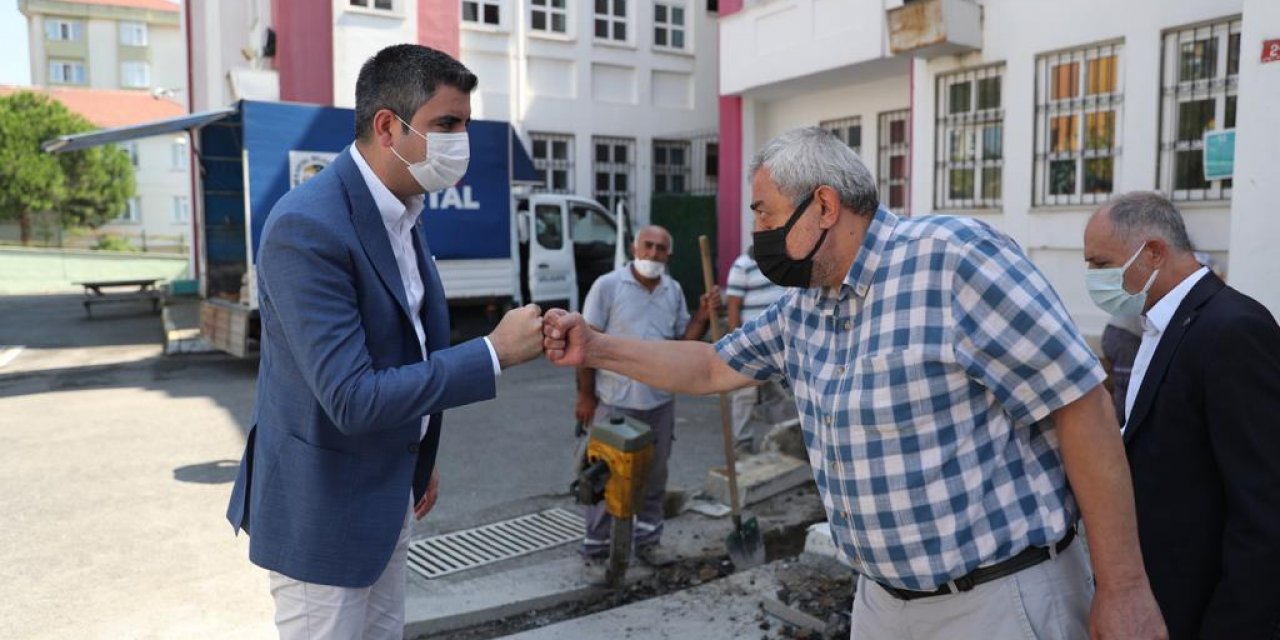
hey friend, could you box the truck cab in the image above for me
[517,194,628,314]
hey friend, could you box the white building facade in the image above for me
[18,0,192,254]
[458,0,721,223]
[718,0,1280,333]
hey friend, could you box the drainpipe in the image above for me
[185,0,200,280]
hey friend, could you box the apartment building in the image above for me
[17,0,192,253]
[716,0,1280,328]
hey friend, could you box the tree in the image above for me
[0,91,135,244]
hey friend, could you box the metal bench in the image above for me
[75,279,162,318]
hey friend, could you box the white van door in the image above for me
[526,194,577,311]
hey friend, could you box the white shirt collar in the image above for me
[1142,266,1209,335]
[350,144,424,233]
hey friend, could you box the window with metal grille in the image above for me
[878,109,910,214]
[531,132,575,193]
[653,139,691,194]
[595,0,628,42]
[593,136,634,214]
[1034,41,1123,206]
[531,0,568,34]
[936,65,1004,210]
[820,116,862,158]
[654,2,686,50]
[1158,17,1240,201]
[462,0,501,25]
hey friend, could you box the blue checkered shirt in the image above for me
[715,207,1105,590]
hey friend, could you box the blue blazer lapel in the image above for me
[412,223,450,353]
[1123,274,1226,445]
[333,148,414,321]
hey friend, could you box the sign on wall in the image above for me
[1203,129,1236,181]
[289,151,338,188]
[1262,39,1280,64]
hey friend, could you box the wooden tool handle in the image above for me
[698,235,724,342]
[698,235,742,516]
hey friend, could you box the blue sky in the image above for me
[1,6,32,86]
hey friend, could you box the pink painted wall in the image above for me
[716,0,744,284]
[418,0,460,58]
[717,96,743,284]
[273,0,334,105]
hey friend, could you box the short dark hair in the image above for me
[354,44,478,141]
[1106,191,1194,253]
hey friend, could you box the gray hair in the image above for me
[748,126,879,214]
[1105,191,1194,253]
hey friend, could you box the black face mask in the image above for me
[752,189,829,288]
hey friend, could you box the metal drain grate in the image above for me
[407,507,584,579]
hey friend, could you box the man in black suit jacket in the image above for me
[1083,191,1280,639]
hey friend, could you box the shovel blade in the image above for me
[726,516,766,569]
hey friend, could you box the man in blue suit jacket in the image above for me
[226,45,545,639]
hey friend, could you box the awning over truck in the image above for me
[41,107,238,153]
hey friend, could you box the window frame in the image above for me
[120,142,140,168]
[118,21,148,47]
[49,59,87,85]
[1033,40,1125,207]
[877,109,911,215]
[45,19,84,42]
[118,197,142,224]
[530,0,570,37]
[171,139,189,171]
[171,196,190,224]
[348,0,397,13]
[820,115,863,159]
[593,0,631,46]
[530,132,576,194]
[592,136,635,216]
[1157,17,1241,202]
[461,0,505,29]
[652,1,688,53]
[935,64,1005,211]
[121,61,151,89]
[652,138,692,195]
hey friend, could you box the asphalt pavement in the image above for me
[0,293,732,638]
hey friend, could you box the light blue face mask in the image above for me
[1086,244,1159,317]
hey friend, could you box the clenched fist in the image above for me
[488,304,544,369]
[542,308,593,368]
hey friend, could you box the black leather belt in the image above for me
[876,527,1076,601]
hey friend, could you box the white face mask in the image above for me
[1086,244,1159,317]
[389,116,470,193]
[632,259,665,279]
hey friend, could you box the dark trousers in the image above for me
[581,401,675,556]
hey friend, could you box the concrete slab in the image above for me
[703,451,811,508]
[404,556,635,637]
[504,562,789,639]
[403,486,828,638]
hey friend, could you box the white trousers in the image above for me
[269,504,413,640]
